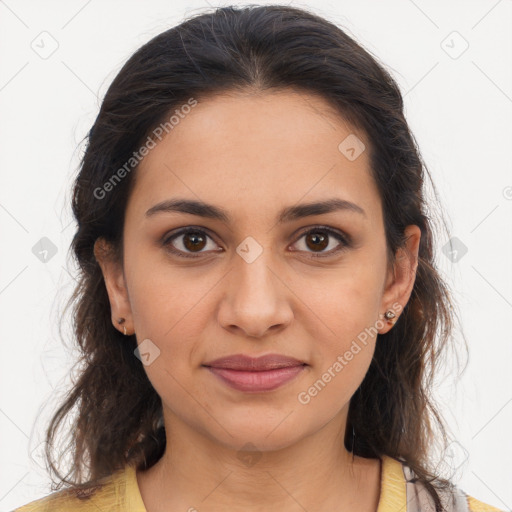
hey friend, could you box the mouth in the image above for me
[202,353,307,392]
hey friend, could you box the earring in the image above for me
[117,318,128,336]
[384,310,397,325]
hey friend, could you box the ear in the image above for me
[93,237,133,335]
[378,225,421,334]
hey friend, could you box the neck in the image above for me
[136,407,381,512]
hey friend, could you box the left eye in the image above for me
[162,226,350,259]
[291,227,349,257]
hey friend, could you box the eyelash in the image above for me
[161,225,351,259]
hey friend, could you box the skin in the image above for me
[94,89,420,512]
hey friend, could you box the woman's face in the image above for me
[96,89,419,453]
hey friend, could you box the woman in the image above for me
[14,4,502,512]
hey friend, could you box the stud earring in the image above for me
[384,310,397,325]
[117,318,128,336]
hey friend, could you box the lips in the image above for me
[202,353,306,371]
[202,353,307,392]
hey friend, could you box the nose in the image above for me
[217,248,294,339]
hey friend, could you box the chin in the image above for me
[205,417,308,454]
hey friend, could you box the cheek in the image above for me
[298,302,378,413]
[125,249,210,339]
[305,266,383,341]
[300,263,382,387]
[124,269,210,394]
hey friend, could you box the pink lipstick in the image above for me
[203,353,307,392]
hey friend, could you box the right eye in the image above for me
[162,227,222,258]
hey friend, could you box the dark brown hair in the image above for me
[40,5,468,511]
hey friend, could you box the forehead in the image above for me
[127,89,381,227]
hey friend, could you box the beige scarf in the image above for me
[403,464,470,512]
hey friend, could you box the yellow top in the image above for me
[13,455,503,512]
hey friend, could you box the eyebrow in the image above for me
[145,197,366,223]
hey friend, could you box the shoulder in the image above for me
[381,455,504,512]
[12,467,129,512]
[465,494,504,512]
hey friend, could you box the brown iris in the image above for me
[305,231,329,252]
[183,232,207,252]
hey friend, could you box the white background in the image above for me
[0,0,511,510]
